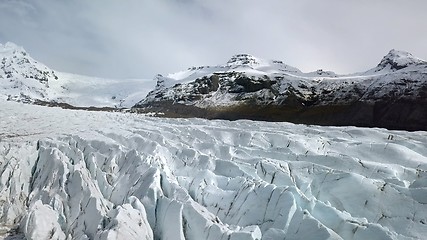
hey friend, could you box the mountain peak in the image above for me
[0,42,26,55]
[0,41,58,101]
[3,41,20,48]
[376,49,425,71]
[227,54,260,66]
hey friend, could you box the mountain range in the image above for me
[1,42,426,130]
[135,52,427,131]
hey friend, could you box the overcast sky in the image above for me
[1,0,426,79]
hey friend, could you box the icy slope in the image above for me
[1,101,426,239]
[0,42,154,108]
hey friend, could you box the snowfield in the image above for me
[0,101,427,240]
[49,72,155,108]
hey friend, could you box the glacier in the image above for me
[0,101,426,239]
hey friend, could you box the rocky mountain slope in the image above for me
[135,52,427,131]
[1,101,426,239]
[0,42,154,108]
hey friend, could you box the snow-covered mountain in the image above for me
[1,101,426,240]
[0,42,58,103]
[0,42,155,108]
[135,52,427,130]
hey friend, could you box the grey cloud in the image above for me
[0,0,426,78]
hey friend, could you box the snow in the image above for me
[0,42,155,108]
[164,66,227,88]
[49,72,155,108]
[155,54,303,90]
[1,101,426,239]
[21,200,66,240]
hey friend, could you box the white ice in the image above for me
[0,101,426,239]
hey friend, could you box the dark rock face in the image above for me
[136,98,427,131]
[195,75,220,94]
[227,54,260,65]
[147,75,221,103]
[233,76,276,93]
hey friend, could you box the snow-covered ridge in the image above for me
[0,42,155,108]
[0,101,426,239]
[225,54,303,74]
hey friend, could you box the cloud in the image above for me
[1,0,426,78]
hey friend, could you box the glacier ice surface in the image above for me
[0,101,426,239]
